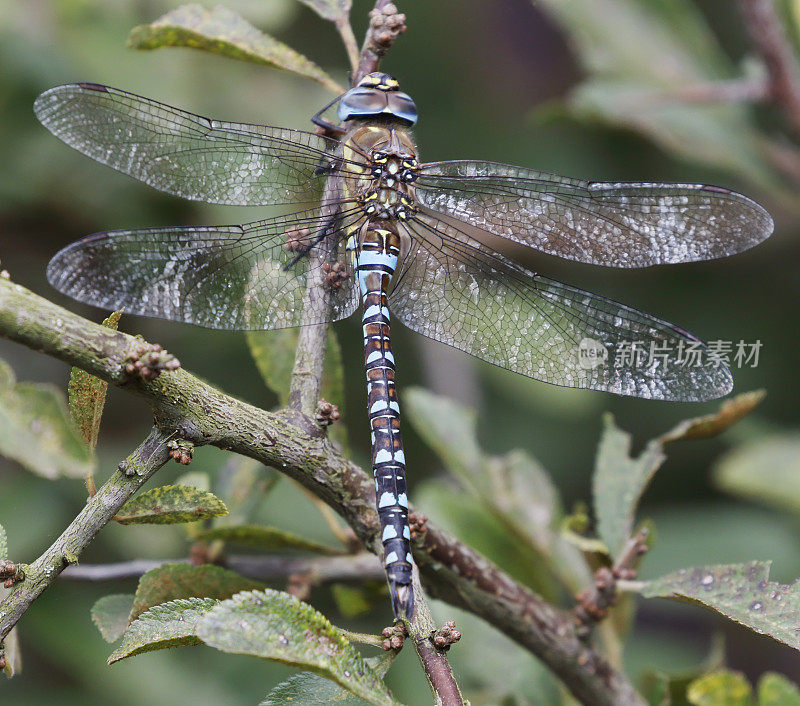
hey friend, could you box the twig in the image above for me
[61,552,384,584]
[573,528,650,637]
[353,1,407,85]
[406,565,464,705]
[298,484,359,548]
[651,78,769,105]
[0,270,643,704]
[739,0,800,135]
[340,628,385,648]
[335,17,360,76]
[287,185,336,417]
[0,426,171,642]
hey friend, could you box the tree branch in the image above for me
[406,565,463,704]
[287,190,336,417]
[0,426,171,642]
[0,277,644,705]
[335,17,360,77]
[739,0,800,135]
[61,552,385,584]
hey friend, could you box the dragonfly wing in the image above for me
[390,212,732,401]
[415,160,773,267]
[47,207,361,330]
[34,83,339,206]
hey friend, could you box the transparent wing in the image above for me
[34,83,343,206]
[47,207,362,330]
[390,211,732,401]
[415,160,773,268]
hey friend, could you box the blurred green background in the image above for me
[1,0,799,703]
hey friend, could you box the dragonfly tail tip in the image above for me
[389,581,414,620]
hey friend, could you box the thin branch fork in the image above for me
[0,278,644,705]
[573,529,650,636]
[0,426,171,642]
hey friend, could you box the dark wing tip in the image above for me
[76,82,109,92]
[34,82,112,123]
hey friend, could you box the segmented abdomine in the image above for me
[351,224,414,617]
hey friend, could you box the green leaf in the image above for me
[405,387,591,593]
[262,671,373,705]
[116,485,228,525]
[261,654,394,706]
[109,597,217,664]
[130,563,263,622]
[331,584,373,619]
[659,390,765,443]
[295,0,351,23]
[196,589,399,706]
[593,413,666,560]
[214,457,279,525]
[403,387,483,482]
[91,594,135,643]
[247,328,344,409]
[641,634,726,706]
[246,329,299,407]
[713,434,800,516]
[0,361,12,388]
[67,311,121,452]
[758,672,800,706]
[535,0,786,194]
[593,392,761,560]
[643,561,800,652]
[686,670,752,706]
[0,358,94,479]
[128,4,342,93]
[195,525,343,555]
[247,328,348,448]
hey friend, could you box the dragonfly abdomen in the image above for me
[355,225,414,618]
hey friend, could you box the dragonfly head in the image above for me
[338,72,418,126]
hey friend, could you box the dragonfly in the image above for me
[34,73,773,618]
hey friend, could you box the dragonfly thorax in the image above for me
[362,188,415,220]
[370,152,418,185]
[341,124,420,221]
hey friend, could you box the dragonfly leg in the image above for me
[283,216,336,271]
[311,95,346,138]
